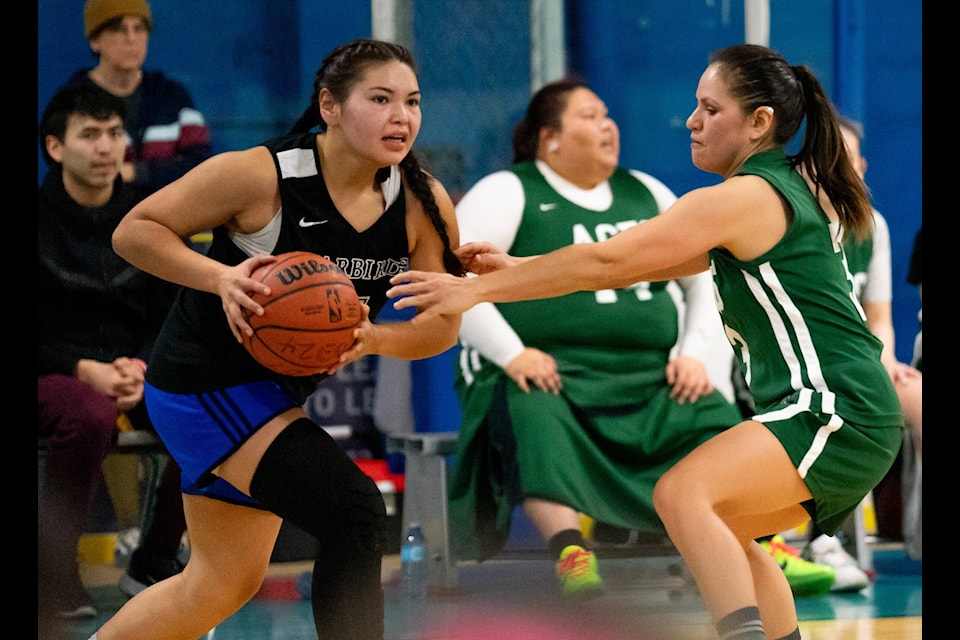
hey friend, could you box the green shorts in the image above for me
[755,395,903,534]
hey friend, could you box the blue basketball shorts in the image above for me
[144,380,299,508]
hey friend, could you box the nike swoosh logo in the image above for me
[539,203,558,212]
[299,218,329,227]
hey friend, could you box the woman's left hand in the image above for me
[455,241,520,274]
[329,303,374,374]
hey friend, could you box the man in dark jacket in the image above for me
[38,85,186,622]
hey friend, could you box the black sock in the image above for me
[592,521,632,544]
[775,628,801,640]
[548,529,586,558]
[716,606,764,640]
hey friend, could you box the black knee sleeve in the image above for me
[249,418,386,550]
[250,418,386,639]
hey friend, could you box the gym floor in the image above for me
[44,538,921,640]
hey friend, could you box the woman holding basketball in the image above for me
[103,39,462,640]
[389,44,903,639]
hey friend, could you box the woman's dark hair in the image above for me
[39,85,126,167]
[290,39,463,276]
[709,44,872,241]
[511,76,588,164]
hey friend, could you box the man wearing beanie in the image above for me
[62,0,212,195]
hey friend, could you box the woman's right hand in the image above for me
[217,253,278,343]
[505,348,562,395]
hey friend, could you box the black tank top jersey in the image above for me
[146,132,410,401]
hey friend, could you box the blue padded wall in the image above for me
[38,1,922,430]
[567,0,920,364]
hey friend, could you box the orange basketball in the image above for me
[242,252,362,376]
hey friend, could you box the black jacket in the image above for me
[37,167,177,376]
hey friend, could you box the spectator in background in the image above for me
[908,228,921,372]
[61,0,212,195]
[58,0,215,593]
[449,78,742,599]
[797,116,922,581]
[748,117,922,594]
[38,85,187,624]
[902,226,921,560]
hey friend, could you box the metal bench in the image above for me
[387,432,688,594]
[387,432,460,590]
[386,431,878,594]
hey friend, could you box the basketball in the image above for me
[242,252,363,376]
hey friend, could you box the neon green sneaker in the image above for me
[556,545,604,599]
[759,535,835,597]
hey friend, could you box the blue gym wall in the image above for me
[38,1,921,432]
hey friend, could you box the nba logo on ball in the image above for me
[243,252,363,376]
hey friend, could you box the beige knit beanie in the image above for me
[84,0,152,39]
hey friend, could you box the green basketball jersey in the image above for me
[709,149,901,426]
[493,162,679,406]
[449,164,741,558]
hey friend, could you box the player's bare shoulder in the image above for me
[709,175,789,260]
[196,147,280,232]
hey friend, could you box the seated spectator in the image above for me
[901,226,921,560]
[802,115,921,580]
[751,116,922,592]
[449,78,741,598]
[37,85,187,624]
[62,0,212,195]
[387,46,904,638]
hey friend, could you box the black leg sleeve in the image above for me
[250,418,385,640]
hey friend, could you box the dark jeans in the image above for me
[37,374,186,598]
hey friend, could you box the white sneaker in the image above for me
[114,527,141,567]
[803,534,869,592]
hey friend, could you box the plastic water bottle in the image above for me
[400,522,428,600]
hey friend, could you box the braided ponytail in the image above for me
[399,153,465,276]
